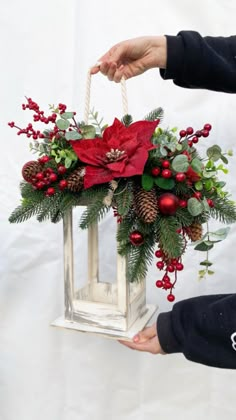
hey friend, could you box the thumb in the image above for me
[133,323,157,343]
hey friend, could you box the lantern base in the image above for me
[51,304,158,341]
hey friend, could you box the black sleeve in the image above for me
[160,31,236,93]
[157,294,236,369]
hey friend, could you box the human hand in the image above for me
[90,36,167,82]
[119,322,165,354]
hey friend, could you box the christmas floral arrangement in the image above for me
[9,98,236,301]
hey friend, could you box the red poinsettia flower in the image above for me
[70,118,159,188]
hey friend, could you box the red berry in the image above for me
[179,130,187,137]
[186,127,194,135]
[59,179,68,190]
[192,136,199,144]
[167,294,175,302]
[207,198,214,208]
[155,250,163,258]
[35,181,45,189]
[161,169,172,178]
[163,274,170,282]
[201,129,209,138]
[193,191,202,200]
[156,280,163,288]
[195,130,202,137]
[162,160,170,169]
[176,228,182,234]
[179,199,187,208]
[156,261,164,270]
[49,173,58,182]
[151,167,161,177]
[46,187,55,196]
[58,165,67,175]
[176,262,184,271]
[167,265,175,273]
[45,167,54,174]
[40,155,50,163]
[188,140,193,147]
[175,172,186,182]
[204,123,212,131]
[171,258,178,265]
[164,282,172,290]
[36,172,44,180]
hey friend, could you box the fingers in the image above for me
[133,323,157,343]
[118,336,160,354]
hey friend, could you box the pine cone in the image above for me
[187,222,203,241]
[67,167,85,192]
[133,186,158,223]
[22,160,43,182]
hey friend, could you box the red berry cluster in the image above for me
[26,158,68,196]
[179,123,212,147]
[155,248,184,302]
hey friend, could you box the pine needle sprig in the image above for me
[157,216,185,258]
[79,199,110,229]
[127,234,156,282]
[121,114,133,126]
[209,196,236,224]
[9,200,42,223]
[144,107,164,122]
[114,180,134,217]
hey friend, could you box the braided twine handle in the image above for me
[84,68,128,124]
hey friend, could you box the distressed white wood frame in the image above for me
[52,209,157,339]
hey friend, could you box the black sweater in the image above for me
[157,31,236,369]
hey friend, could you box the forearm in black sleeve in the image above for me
[157,294,236,369]
[160,31,236,93]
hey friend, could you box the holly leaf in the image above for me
[171,155,189,172]
[142,174,154,191]
[154,177,175,190]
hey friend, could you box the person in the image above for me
[90,31,236,369]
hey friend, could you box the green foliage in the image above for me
[209,196,236,224]
[175,208,194,227]
[127,236,156,282]
[114,181,133,217]
[172,155,189,172]
[121,114,133,126]
[156,216,185,258]
[144,107,164,122]
[142,174,154,191]
[79,189,110,229]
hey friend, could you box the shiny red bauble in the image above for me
[129,231,144,246]
[158,193,179,215]
[161,169,172,178]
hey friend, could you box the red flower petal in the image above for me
[84,166,113,188]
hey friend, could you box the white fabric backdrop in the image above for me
[1,1,236,419]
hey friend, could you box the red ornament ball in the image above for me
[158,193,179,215]
[129,231,144,246]
[162,160,170,169]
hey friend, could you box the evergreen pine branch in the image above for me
[9,201,42,223]
[20,181,45,202]
[157,216,185,258]
[175,208,194,227]
[209,196,236,224]
[79,200,110,229]
[114,180,133,216]
[121,114,133,126]
[144,107,164,122]
[127,235,156,282]
[36,193,62,222]
[174,182,191,196]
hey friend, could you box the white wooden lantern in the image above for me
[52,75,157,339]
[52,209,157,339]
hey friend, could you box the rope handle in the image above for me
[84,66,128,124]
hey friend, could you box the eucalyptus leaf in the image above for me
[160,145,168,156]
[200,260,213,267]
[187,197,203,216]
[220,154,228,164]
[191,158,203,173]
[154,177,175,190]
[203,169,217,178]
[194,241,214,251]
[204,179,213,190]
[65,131,82,141]
[55,156,61,163]
[56,119,70,130]
[172,154,189,172]
[61,112,75,120]
[208,227,230,242]
[207,145,222,162]
[65,157,72,168]
[80,125,96,139]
